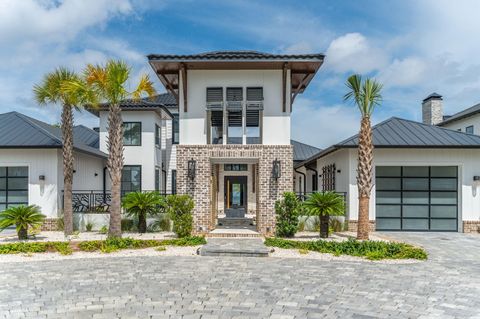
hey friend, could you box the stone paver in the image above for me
[0,232,479,318]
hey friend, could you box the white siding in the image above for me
[441,115,480,135]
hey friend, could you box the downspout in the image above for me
[294,168,306,197]
[306,166,318,192]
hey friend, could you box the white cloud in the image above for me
[378,57,428,88]
[324,33,389,74]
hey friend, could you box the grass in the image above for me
[0,236,206,255]
[265,237,427,260]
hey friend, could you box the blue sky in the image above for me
[1,0,480,147]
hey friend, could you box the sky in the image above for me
[1,0,480,148]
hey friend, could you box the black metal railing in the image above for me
[64,190,175,213]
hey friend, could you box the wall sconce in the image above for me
[337,169,342,173]
[474,176,480,182]
[272,159,281,180]
[94,173,98,177]
[39,175,45,182]
[188,159,196,180]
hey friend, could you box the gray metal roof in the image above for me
[291,139,321,162]
[437,102,480,126]
[87,93,175,117]
[148,50,325,62]
[296,117,480,168]
[423,92,443,102]
[0,112,107,158]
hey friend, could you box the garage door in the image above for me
[376,166,458,231]
[0,167,29,212]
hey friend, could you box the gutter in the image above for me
[305,165,318,192]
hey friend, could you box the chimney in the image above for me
[422,93,443,125]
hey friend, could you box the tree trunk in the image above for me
[319,214,329,238]
[138,212,147,233]
[108,103,124,238]
[62,105,74,236]
[357,116,373,240]
[18,226,28,240]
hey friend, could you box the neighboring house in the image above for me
[292,140,321,194]
[295,111,480,233]
[0,111,107,229]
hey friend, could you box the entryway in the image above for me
[224,176,247,218]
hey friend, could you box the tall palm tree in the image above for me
[33,68,85,236]
[82,60,156,238]
[303,192,345,238]
[344,74,383,240]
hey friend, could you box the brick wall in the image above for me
[347,220,376,232]
[41,218,60,231]
[463,221,480,233]
[177,144,293,236]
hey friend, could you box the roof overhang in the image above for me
[0,146,108,159]
[87,103,173,120]
[148,54,325,105]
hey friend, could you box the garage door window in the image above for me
[0,167,28,212]
[376,166,457,231]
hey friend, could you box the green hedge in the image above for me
[0,236,206,255]
[265,237,427,260]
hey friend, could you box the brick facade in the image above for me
[347,220,376,232]
[463,221,480,233]
[176,144,293,236]
[41,218,60,231]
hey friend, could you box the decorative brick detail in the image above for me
[177,144,293,236]
[347,220,376,232]
[41,218,60,231]
[463,221,480,233]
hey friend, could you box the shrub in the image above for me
[329,219,343,233]
[99,225,108,234]
[149,214,171,232]
[122,191,165,233]
[85,222,94,232]
[302,192,345,238]
[121,219,134,232]
[265,237,427,260]
[56,217,64,231]
[165,195,194,238]
[297,219,305,232]
[0,205,45,240]
[275,192,300,238]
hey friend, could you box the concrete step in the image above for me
[199,238,270,257]
[218,218,254,227]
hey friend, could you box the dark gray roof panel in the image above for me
[291,139,321,162]
[118,93,177,107]
[0,112,106,158]
[148,50,325,61]
[437,102,480,126]
[423,92,443,102]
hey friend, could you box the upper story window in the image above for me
[207,87,224,145]
[172,114,179,144]
[123,122,141,146]
[155,124,161,147]
[246,87,263,144]
[466,125,474,134]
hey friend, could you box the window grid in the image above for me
[123,122,142,146]
[0,167,28,210]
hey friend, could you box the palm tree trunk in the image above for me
[62,105,74,236]
[18,226,27,240]
[108,103,124,238]
[357,116,373,240]
[319,214,329,238]
[138,212,147,233]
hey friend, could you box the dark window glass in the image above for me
[123,122,141,146]
[172,114,179,144]
[121,166,141,194]
[155,124,161,147]
[466,125,474,134]
[210,111,223,144]
[155,168,160,191]
[227,111,242,144]
[0,167,28,210]
[171,170,177,194]
[224,164,248,171]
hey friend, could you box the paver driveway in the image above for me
[0,232,479,319]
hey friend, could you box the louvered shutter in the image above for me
[246,110,259,127]
[228,111,242,127]
[207,87,223,102]
[226,87,243,101]
[247,87,263,101]
[211,110,223,127]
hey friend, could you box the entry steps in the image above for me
[217,217,254,227]
[199,238,270,257]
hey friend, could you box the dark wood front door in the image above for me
[224,176,247,217]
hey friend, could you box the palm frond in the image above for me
[344,74,383,117]
[132,74,157,100]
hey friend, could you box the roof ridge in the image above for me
[391,116,480,139]
[291,139,321,150]
[12,112,62,145]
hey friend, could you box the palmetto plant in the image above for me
[303,192,345,238]
[122,191,165,233]
[78,60,156,237]
[344,74,383,240]
[0,205,45,240]
[33,68,94,236]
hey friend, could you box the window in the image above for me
[155,124,161,147]
[227,110,242,144]
[123,122,141,146]
[121,166,141,194]
[322,164,336,191]
[466,125,474,134]
[172,114,179,144]
[312,174,318,192]
[246,87,263,144]
[171,170,177,194]
[209,111,224,144]
[224,164,248,171]
[155,167,160,191]
[0,167,28,211]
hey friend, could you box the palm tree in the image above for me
[0,205,45,240]
[122,191,165,233]
[303,192,345,238]
[344,74,383,240]
[33,68,87,236]
[82,60,156,238]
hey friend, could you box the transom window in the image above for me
[0,167,28,211]
[121,165,141,194]
[123,122,141,146]
[224,164,248,171]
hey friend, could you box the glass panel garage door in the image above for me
[376,166,458,231]
[0,167,29,212]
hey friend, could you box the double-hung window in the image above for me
[123,122,141,146]
[206,87,224,144]
[246,87,263,144]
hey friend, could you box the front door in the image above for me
[224,176,247,218]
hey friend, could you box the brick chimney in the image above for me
[422,93,443,125]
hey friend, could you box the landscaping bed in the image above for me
[265,237,427,261]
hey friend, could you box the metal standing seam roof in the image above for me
[147,50,325,61]
[295,117,480,168]
[437,102,480,126]
[291,139,321,162]
[0,111,107,158]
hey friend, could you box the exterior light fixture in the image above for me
[188,159,196,180]
[474,176,480,182]
[272,159,281,179]
[39,175,45,182]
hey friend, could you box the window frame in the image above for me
[123,122,142,146]
[155,124,161,148]
[466,125,474,134]
[121,165,142,195]
[171,170,177,194]
[172,114,179,144]
[0,166,29,210]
